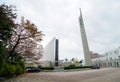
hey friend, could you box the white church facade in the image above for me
[40,37,59,67]
[92,47,120,67]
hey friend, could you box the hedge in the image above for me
[38,66,54,70]
[64,66,93,70]
[0,61,25,78]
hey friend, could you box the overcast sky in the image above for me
[1,0,120,60]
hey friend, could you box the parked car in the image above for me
[26,67,41,73]
[91,66,100,69]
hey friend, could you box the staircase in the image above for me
[53,67,64,72]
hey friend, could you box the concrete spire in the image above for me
[79,8,92,66]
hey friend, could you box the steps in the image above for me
[53,67,64,72]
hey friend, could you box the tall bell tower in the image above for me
[79,9,92,66]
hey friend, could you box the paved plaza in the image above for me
[5,67,120,82]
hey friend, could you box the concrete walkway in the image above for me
[4,67,120,82]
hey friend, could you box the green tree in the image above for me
[0,4,16,46]
[0,4,17,76]
[0,4,44,77]
[0,4,25,78]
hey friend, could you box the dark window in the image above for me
[55,39,59,66]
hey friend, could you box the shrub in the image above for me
[0,56,5,76]
[0,63,5,76]
[64,66,92,70]
[3,64,16,77]
[38,66,54,70]
[0,60,25,77]
[15,65,24,75]
[17,61,25,70]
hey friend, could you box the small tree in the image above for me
[8,17,43,61]
[79,60,83,66]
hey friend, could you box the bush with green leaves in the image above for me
[64,66,93,70]
[38,66,54,70]
[15,65,24,75]
[3,64,16,77]
[0,45,7,76]
[1,60,25,77]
